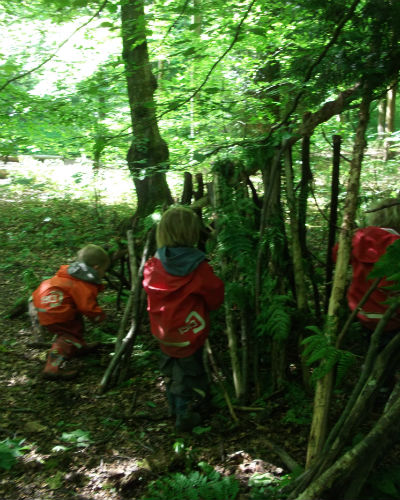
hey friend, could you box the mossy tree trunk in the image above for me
[120,0,172,218]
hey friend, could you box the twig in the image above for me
[98,227,155,393]
[365,200,400,213]
[255,425,302,472]
[205,340,239,424]
[335,277,381,348]
[233,406,264,412]
[115,230,138,350]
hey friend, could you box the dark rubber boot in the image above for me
[175,396,201,432]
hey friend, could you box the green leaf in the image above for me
[369,239,400,285]
[99,22,115,28]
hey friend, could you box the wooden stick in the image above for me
[115,230,138,351]
[99,227,155,393]
[205,339,239,423]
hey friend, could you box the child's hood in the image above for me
[57,262,102,284]
[352,226,400,263]
[156,246,205,276]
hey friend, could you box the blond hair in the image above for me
[77,244,110,269]
[366,198,400,233]
[156,206,200,248]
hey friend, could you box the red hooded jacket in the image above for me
[346,227,400,331]
[143,254,224,358]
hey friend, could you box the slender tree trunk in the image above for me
[325,135,341,311]
[283,143,312,391]
[299,134,322,320]
[255,149,291,393]
[181,172,193,204]
[284,145,308,312]
[306,89,372,468]
[384,79,397,161]
[213,173,245,400]
[377,98,386,140]
[120,0,172,218]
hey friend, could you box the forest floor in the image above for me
[0,310,309,500]
[0,174,311,500]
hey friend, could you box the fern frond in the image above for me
[336,351,356,387]
[302,333,356,385]
[256,293,292,340]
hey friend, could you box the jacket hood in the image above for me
[65,262,102,284]
[156,246,205,276]
[352,227,400,263]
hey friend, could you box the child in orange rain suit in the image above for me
[30,244,110,380]
[143,207,224,432]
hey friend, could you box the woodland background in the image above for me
[1,0,400,499]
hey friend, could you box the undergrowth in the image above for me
[141,462,240,500]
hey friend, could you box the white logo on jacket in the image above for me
[41,290,64,308]
[178,311,205,335]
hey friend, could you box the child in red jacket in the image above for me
[31,244,110,380]
[346,198,400,332]
[143,207,224,432]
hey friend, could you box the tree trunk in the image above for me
[305,88,372,468]
[384,79,397,161]
[377,98,386,140]
[284,144,312,391]
[120,0,172,218]
[324,134,341,311]
[181,172,193,204]
[255,148,291,393]
[299,134,321,321]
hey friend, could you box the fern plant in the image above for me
[302,326,356,385]
[141,462,239,500]
[256,275,292,341]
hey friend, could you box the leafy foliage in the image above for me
[256,275,292,341]
[369,239,400,291]
[302,327,356,385]
[249,471,294,500]
[141,462,239,500]
[256,294,292,341]
[60,429,93,448]
[365,464,400,500]
[282,382,312,426]
[0,438,30,471]
[210,174,259,311]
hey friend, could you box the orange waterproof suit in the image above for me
[32,263,105,359]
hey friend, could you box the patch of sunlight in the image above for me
[6,374,30,387]
[9,156,135,206]
[5,14,121,97]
